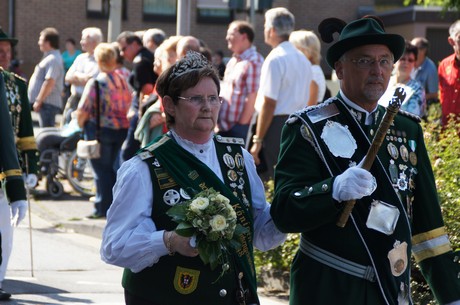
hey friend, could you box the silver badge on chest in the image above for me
[366,200,400,235]
[320,120,357,158]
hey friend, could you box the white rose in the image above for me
[210,214,227,232]
[216,194,230,204]
[190,197,209,213]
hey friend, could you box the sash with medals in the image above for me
[294,96,412,305]
[146,134,258,303]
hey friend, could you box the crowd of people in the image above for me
[1,5,460,305]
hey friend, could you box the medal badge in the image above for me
[387,241,408,277]
[389,160,398,184]
[223,153,235,169]
[163,189,181,206]
[234,153,244,170]
[399,145,409,162]
[408,140,417,166]
[366,200,400,235]
[387,142,399,160]
[320,120,357,158]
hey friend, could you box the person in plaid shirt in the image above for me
[218,20,263,141]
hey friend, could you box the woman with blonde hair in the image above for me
[77,43,132,218]
[290,30,327,105]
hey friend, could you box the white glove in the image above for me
[332,167,377,202]
[23,173,38,188]
[11,200,27,226]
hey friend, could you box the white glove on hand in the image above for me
[332,167,377,202]
[11,200,27,226]
[23,173,38,188]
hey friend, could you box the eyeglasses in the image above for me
[177,95,223,106]
[349,57,394,70]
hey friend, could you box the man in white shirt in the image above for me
[63,27,102,125]
[250,7,312,181]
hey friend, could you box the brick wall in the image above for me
[10,0,374,78]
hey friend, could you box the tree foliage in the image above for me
[404,0,458,12]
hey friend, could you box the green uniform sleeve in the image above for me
[271,120,342,233]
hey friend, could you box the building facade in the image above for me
[1,1,458,79]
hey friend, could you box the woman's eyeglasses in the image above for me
[177,95,223,106]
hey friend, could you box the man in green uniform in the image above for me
[0,27,38,300]
[271,16,460,305]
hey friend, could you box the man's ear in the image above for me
[162,95,175,117]
[335,61,343,80]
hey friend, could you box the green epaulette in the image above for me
[215,135,244,145]
[398,109,421,123]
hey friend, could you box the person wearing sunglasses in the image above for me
[379,41,426,117]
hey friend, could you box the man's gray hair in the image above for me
[82,27,103,44]
[449,20,460,39]
[264,7,295,38]
[143,28,166,47]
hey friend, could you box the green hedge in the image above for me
[255,104,460,304]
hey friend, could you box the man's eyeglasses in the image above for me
[177,95,223,106]
[349,57,394,70]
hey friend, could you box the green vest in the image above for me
[122,134,258,305]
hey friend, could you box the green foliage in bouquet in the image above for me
[167,188,248,273]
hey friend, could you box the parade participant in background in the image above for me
[101,51,285,305]
[271,16,460,305]
[218,20,264,141]
[117,31,156,161]
[76,43,131,219]
[62,27,102,125]
[28,27,64,128]
[250,7,312,181]
[289,29,327,105]
[411,37,439,107]
[0,28,39,301]
[438,20,460,126]
[379,41,426,117]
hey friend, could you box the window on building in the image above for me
[87,0,127,19]
[197,0,232,24]
[143,0,177,22]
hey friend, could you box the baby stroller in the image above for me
[35,123,96,198]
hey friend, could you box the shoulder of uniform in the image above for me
[143,135,170,155]
[397,109,421,123]
[215,135,245,145]
[11,72,27,83]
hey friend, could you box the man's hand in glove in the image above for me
[11,200,27,226]
[332,166,377,202]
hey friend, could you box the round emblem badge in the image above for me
[163,189,181,206]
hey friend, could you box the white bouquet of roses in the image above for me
[166,188,248,273]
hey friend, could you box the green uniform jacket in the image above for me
[0,73,26,203]
[271,96,460,305]
[1,67,39,175]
